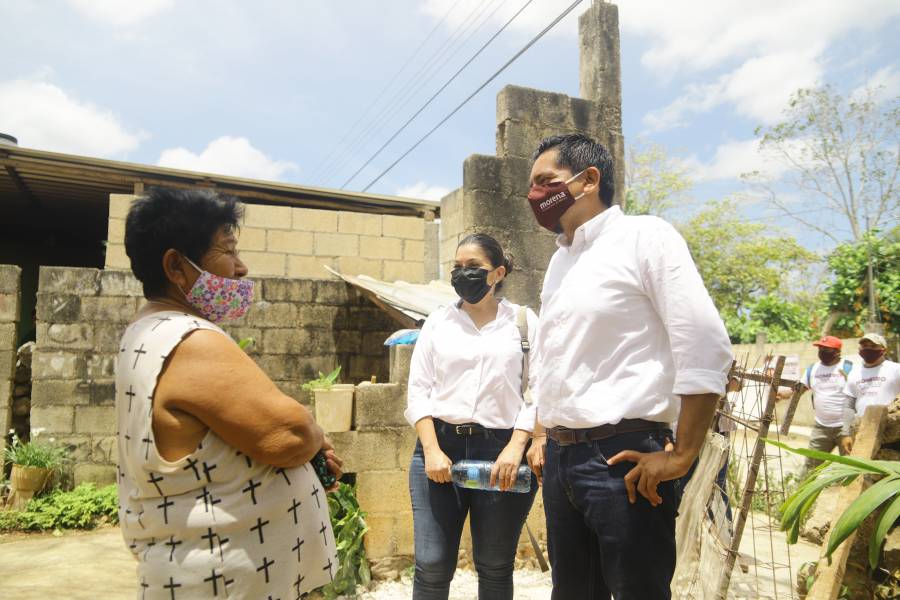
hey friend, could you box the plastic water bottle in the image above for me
[451,460,532,493]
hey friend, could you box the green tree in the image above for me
[747,84,899,243]
[624,141,692,217]
[821,227,900,336]
[679,200,818,343]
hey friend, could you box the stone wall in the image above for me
[30,266,397,485]
[104,194,430,283]
[0,264,21,458]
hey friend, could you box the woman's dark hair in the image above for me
[457,233,514,291]
[532,133,615,207]
[124,187,243,298]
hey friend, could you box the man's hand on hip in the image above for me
[608,449,691,507]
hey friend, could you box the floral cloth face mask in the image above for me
[182,257,254,323]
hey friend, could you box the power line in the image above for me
[330,0,511,188]
[342,0,537,190]
[309,0,464,180]
[360,0,585,192]
[318,0,494,186]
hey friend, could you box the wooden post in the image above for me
[806,404,887,600]
[715,355,786,599]
[779,384,805,435]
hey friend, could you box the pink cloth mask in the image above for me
[182,257,254,323]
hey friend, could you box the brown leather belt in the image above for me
[548,419,667,446]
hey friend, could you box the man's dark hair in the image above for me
[532,133,615,206]
[124,187,243,298]
[457,233,513,292]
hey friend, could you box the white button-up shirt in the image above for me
[405,299,539,431]
[532,205,732,429]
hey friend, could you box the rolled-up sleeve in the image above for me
[513,308,540,431]
[404,316,437,426]
[640,220,732,396]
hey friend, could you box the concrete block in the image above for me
[462,154,503,192]
[364,511,414,559]
[0,322,16,346]
[31,379,91,406]
[75,405,117,434]
[306,330,338,356]
[337,256,383,280]
[262,328,312,355]
[403,240,425,262]
[31,405,75,434]
[37,323,94,350]
[339,212,382,236]
[54,435,94,463]
[356,470,411,514]
[236,227,267,252]
[383,261,424,283]
[335,330,362,354]
[0,351,12,381]
[359,236,403,260]
[291,207,339,233]
[262,278,315,303]
[107,217,125,245]
[31,350,86,381]
[94,324,128,353]
[243,204,293,229]
[80,296,135,323]
[105,244,131,270]
[287,256,334,279]
[389,345,414,385]
[40,266,100,296]
[240,251,286,277]
[0,293,19,322]
[99,270,144,297]
[329,429,410,472]
[245,301,297,327]
[267,230,314,254]
[36,293,81,323]
[314,281,354,306]
[0,264,21,294]
[108,194,136,219]
[88,379,116,405]
[315,233,359,257]
[74,464,117,486]
[382,216,425,240]
[354,383,407,428]
[92,435,118,463]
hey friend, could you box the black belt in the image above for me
[548,419,667,446]
[434,419,498,437]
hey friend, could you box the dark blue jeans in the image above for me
[543,429,687,600]
[409,421,537,600]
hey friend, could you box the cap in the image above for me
[860,332,887,348]
[812,335,842,350]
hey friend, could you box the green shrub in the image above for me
[0,483,119,532]
[4,434,68,470]
[301,366,342,392]
[319,482,371,598]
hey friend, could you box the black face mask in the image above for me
[859,347,885,364]
[451,267,492,305]
[818,348,840,364]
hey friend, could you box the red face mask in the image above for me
[527,170,586,232]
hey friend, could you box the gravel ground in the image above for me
[356,568,553,599]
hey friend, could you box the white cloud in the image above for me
[157,136,298,181]
[0,78,144,157]
[852,66,900,103]
[623,0,900,132]
[682,139,792,183]
[66,0,174,27]
[420,0,581,38]
[396,182,451,201]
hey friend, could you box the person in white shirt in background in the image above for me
[523,133,733,600]
[798,335,854,472]
[841,332,900,454]
[404,233,539,600]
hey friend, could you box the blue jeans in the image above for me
[543,429,688,600]
[409,421,537,600]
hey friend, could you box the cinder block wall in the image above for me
[0,265,21,457]
[30,266,397,485]
[104,195,429,283]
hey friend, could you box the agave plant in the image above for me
[766,438,900,570]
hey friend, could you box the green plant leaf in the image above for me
[765,438,895,475]
[825,475,900,559]
[780,468,859,533]
[869,493,900,570]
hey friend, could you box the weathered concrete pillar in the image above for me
[0,265,21,458]
[580,1,622,122]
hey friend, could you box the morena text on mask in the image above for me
[540,191,567,211]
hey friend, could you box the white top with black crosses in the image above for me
[116,311,336,599]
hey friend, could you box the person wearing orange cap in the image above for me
[798,336,854,472]
[840,333,900,454]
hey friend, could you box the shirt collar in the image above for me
[556,205,623,253]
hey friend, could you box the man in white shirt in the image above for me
[798,336,854,472]
[841,332,900,453]
[524,133,732,600]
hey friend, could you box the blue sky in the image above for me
[2,0,898,253]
